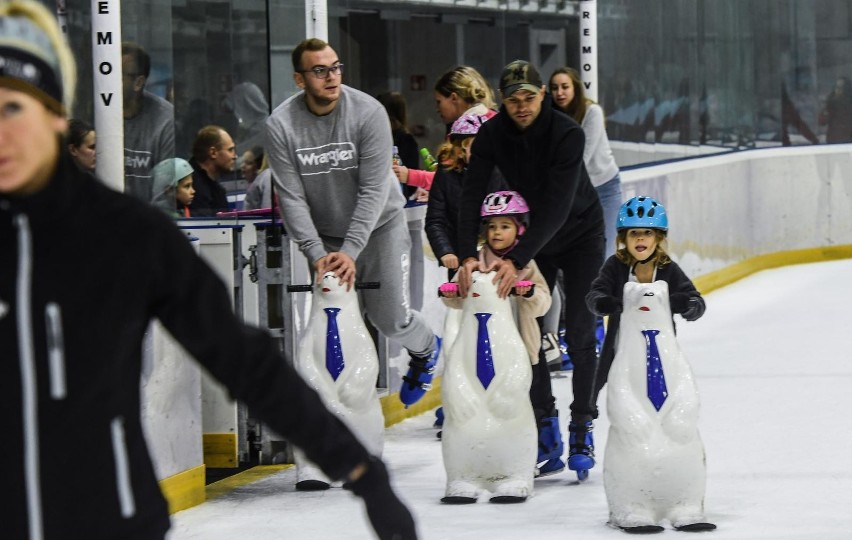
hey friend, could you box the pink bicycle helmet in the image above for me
[480,190,529,235]
[450,113,489,140]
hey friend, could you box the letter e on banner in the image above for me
[91,0,124,192]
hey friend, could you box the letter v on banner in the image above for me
[91,0,124,193]
[579,0,598,102]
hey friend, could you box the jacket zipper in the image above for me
[111,416,136,518]
[15,213,44,540]
[45,303,67,400]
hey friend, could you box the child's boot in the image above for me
[567,419,595,480]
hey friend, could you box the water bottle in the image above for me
[419,147,438,172]
[392,145,405,195]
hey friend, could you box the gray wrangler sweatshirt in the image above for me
[265,85,405,263]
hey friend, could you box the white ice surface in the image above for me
[169,259,852,539]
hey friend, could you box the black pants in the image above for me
[532,231,605,423]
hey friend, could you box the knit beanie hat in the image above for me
[0,10,64,114]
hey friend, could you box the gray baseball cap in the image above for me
[499,60,543,96]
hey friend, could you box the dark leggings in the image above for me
[531,232,604,423]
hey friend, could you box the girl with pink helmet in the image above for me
[441,189,551,375]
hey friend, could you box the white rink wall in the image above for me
[620,144,852,278]
[611,141,731,168]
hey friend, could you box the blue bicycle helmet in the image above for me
[616,196,668,232]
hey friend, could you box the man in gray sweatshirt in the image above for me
[265,38,438,407]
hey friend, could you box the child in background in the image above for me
[586,196,705,400]
[151,157,195,218]
[425,112,495,280]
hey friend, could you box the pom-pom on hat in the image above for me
[0,12,64,114]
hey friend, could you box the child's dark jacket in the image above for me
[586,254,706,389]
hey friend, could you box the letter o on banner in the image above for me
[583,64,591,72]
[99,61,112,75]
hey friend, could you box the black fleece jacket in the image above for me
[459,96,603,269]
[0,154,371,539]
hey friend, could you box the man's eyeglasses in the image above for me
[300,63,344,80]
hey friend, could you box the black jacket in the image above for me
[0,154,371,539]
[188,161,229,217]
[425,166,507,262]
[585,254,706,392]
[425,166,464,261]
[459,96,603,269]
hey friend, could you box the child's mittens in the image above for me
[594,294,623,315]
[670,292,702,321]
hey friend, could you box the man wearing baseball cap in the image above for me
[457,59,605,480]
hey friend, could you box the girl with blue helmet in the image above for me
[586,196,706,402]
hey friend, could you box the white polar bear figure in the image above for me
[441,271,537,504]
[604,280,715,533]
[291,272,384,489]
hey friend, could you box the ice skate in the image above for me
[558,328,573,370]
[542,333,562,371]
[567,420,595,481]
[535,415,565,477]
[399,338,441,407]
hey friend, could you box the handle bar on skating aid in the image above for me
[355,282,380,290]
[286,281,381,293]
[436,281,535,297]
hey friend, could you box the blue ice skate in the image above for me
[535,416,565,477]
[567,420,595,481]
[399,337,441,407]
[434,406,444,427]
[595,317,606,356]
[558,329,573,371]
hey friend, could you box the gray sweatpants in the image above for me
[321,211,436,358]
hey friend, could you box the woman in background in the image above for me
[549,67,622,252]
[393,66,497,191]
[67,118,96,174]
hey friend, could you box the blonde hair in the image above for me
[0,0,77,113]
[614,229,671,267]
[435,137,473,173]
[434,66,496,110]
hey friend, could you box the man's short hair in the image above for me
[192,125,226,163]
[121,42,151,79]
[292,38,329,72]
